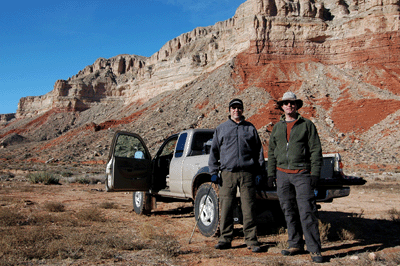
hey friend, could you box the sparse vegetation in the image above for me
[76,176,91,184]
[318,220,331,243]
[60,171,74,177]
[338,228,356,241]
[0,177,399,265]
[0,207,25,226]
[140,223,181,257]
[99,201,118,209]
[75,207,106,222]
[67,174,104,184]
[43,201,65,212]
[388,208,400,224]
[27,172,59,185]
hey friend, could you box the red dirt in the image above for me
[331,98,400,133]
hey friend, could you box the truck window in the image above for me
[189,132,214,156]
[159,138,177,157]
[175,133,187,158]
[114,134,148,160]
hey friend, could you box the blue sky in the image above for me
[0,0,246,114]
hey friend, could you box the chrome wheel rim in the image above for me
[199,195,215,226]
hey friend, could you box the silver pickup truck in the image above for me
[106,129,366,237]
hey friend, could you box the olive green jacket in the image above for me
[267,113,322,177]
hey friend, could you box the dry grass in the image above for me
[338,228,356,241]
[387,208,400,224]
[43,201,66,212]
[0,205,147,265]
[1,177,400,266]
[0,181,183,266]
[99,201,119,209]
[75,207,106,222]
[270,227,289,250]
[319,220,332,243]
[0,207,25,226]
[140,223,181,257]
[27,171,60,185]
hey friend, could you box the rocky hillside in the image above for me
[1,0,399,176]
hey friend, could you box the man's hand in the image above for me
[211,174,221,185]
[267,176,276,188]
[311,175,319,188]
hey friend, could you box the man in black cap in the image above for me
[267,92,324,263]
[208,98,265,252]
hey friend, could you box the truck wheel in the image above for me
[133,191,151,215]
[194,183,219,237]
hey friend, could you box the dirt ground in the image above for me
[1,172,400,266]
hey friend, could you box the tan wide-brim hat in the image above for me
[277,91,303,110]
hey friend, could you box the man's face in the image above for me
[230,104,243,121]
[282,100,297,116]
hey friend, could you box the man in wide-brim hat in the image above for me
[276,91,303,111]
[268,91,324,263]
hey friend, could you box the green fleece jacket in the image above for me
[267,113,322,177]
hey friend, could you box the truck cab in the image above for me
[106,129,214,198]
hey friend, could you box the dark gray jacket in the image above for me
[208,117,265,175]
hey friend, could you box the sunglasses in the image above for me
[230,105,243,110]
[282,101,296,106]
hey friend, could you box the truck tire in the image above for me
[133,191,151,215]
[194,183,219,237]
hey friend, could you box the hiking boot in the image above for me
[310,252,323,263]
[247,245,261,253]
[214,242,231,250]
[281,247,305,256]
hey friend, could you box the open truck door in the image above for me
[106,131,152,192]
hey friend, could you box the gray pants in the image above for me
[219,171,258,246]
[276,170,321,253]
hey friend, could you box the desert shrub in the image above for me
[271,227,289,250]
[140,223,158,240]
[68,174,104,184]
[388,208,400,224]
[75,207,106,222]
[76,177,91,184]
[318,220,331,243]
[86,175,104,184]
[60,171,73,177]
[153,235,181,257]
[338,228,356,241]
[27,172,59,185]
[0,226,63,263]
[104,234,145,251]
[99,202,118,209]
[140,224,181,257]
[44,201,65,212]
[0,207,55,227]
[0,207,25,226]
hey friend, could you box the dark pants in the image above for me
[276,170,321,253]
[219,171,258,246]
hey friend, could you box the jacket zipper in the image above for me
[286,120,298,170]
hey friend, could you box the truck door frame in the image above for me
[106,131,152,192]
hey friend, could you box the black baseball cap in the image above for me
[229,98,243,108]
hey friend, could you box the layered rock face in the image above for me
[3,0,400,173]
[17,0,400,118]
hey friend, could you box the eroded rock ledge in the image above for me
[16,0,400,117]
